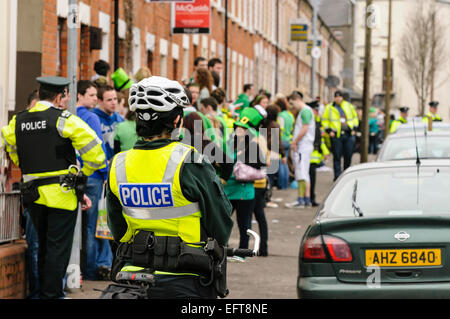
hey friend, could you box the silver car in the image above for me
[377,132,450,161]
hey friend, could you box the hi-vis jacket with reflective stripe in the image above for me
[322,100,359,138]
[1,102,106,211]
[109,142,204,244]
[310,138,330,165]
[107,139,233,250]
[390,116,407,133]
[422,112,442,123]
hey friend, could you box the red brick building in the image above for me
[10,0,345,115]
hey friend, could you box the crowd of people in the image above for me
[3,54,365,299]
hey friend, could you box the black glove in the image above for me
[74,173,88,202]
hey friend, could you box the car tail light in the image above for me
[302,236,327,260]
[324,236,353,262]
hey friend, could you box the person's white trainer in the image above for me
[285,200,305,209]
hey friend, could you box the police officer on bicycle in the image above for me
[106,76,234,299]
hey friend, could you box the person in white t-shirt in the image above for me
[285,91,316,208]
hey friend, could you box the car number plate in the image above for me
[365,249,441,267]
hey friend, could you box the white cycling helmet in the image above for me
[129,76,190,112]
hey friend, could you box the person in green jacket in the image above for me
[275,96,295,189]
[233,84,255,116]
[114,110,139,153]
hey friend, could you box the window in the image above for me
[132,27,141,75]
[231,51,237,99]
[99,12,110,63]
[57,18,66,76]
[359,57,365,73]
[182,48,189,82]
[172,43,180,81]
[161,55,167,77]
[146,33,155,74]
[160,39,169,77]
[147,51,153,74]
[173,59,178,81]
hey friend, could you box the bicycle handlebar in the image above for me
[116,271,156,285]
[226,247,256,257]
[227,229,260,258]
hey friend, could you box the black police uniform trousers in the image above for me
[309,162,319,204]
[28,203,78,299]
[147,275,217,299]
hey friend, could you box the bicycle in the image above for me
[99,230,260,299]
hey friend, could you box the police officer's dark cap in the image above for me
[335,91,344,97]
[37,76,70,94]
[307,101,319,109]
[399,107,409,113]
[429,101,439,108]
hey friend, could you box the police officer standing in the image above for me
[423,101,442,123]
[321,91,359,181]
[390,107,409,133]
[1,76,106,299]
[106,76,233,299]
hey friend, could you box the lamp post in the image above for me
[384,0,392,138]
[66,0,82,291]
[361,0,373,163]
[310,0,318,98]
[114,0,119,71]
[224,0,228,94]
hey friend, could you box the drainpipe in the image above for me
[8,0,18,115]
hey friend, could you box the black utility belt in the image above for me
[20,176,63,206]
[20,171,88,205]
[341,129,353,135]
[118,231,214,276]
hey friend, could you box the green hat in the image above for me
[369,107,377,113]
[36,76,70,93]
[234,107,264,136]
[111,68,133,91]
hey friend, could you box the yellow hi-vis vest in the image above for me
[310,138,330,165]
[390,116,407,133]
[322,101,359,138]
[1,102,106,210]
[109,142,202,245]
[422,112,442,123]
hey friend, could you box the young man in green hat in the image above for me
[111,67,133,91]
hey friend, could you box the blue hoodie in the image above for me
[91,107,124,161]
[76,106,109,181]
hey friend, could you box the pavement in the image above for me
[67,156,369,299]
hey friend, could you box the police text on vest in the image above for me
[21,120,47,131]
[119,183,174,208]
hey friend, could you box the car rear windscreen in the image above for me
[379,136,450,161]
[325,167,450,217]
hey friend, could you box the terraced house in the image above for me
[2,0,346,122]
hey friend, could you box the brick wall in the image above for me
[41,0,58,77]
[39,0,345,100]
[0,241,27,299]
